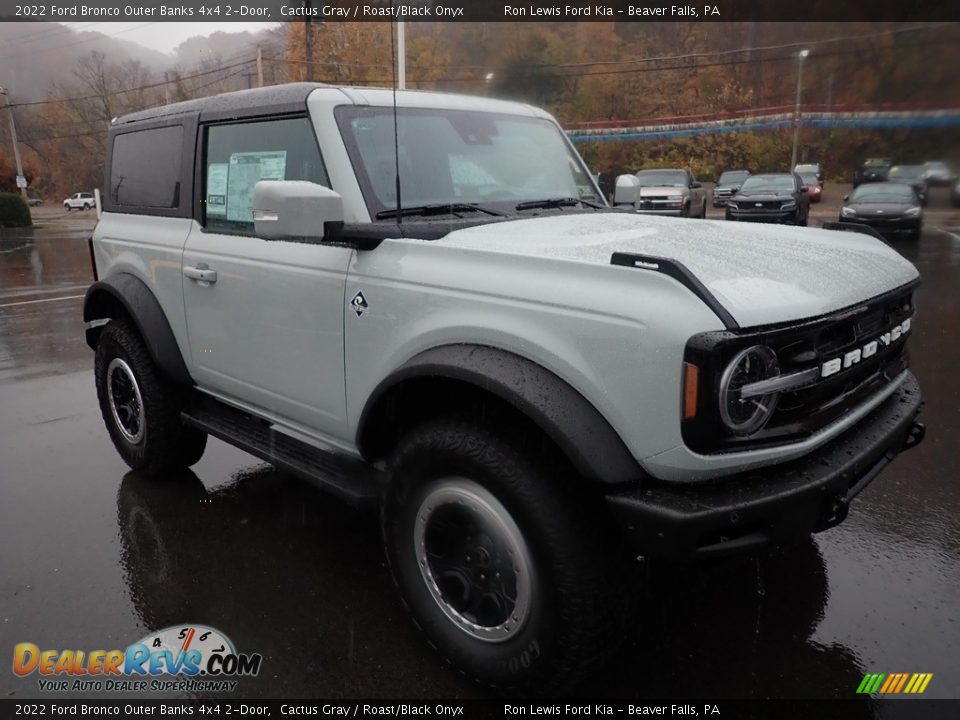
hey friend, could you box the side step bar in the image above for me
[182,395,384,508]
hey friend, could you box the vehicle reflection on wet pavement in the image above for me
[1,216,958,702]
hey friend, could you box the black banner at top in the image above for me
[0,0,958,23]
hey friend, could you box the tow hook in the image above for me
[903,421,926,451]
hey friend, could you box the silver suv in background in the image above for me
[712,169,751,207]
[618,167,707,217]
[63,192,95,211]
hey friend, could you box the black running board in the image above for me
[182,395,383,508]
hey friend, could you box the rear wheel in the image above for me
[382,416,633,693]
[95,320,207,477]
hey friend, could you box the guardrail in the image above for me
[565,106,960,142]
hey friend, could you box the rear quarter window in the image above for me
[109,125,183,209]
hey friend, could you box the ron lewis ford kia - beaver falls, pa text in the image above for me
[83,84,925,693]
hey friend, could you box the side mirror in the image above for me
[843,195,849,202]
[613,174,641,207]
[691,181,702,189]
[252,181,344,243]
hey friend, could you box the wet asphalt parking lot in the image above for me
[1,190,958,708]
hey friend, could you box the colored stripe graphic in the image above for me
[857,673,932,694]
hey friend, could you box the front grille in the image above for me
[734,200,783,210]
[683,283,917,454]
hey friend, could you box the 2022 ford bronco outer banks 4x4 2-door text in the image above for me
[84,84,925,692]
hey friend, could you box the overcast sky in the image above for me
[64,22,280,54]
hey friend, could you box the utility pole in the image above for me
[790,49,810,170]
[304,0,313,82]
[164,71,172,104]
[397,21,406,89]
[0,87,28,200]
[256,46,264,88]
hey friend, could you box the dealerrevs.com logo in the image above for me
[13,624,262,693]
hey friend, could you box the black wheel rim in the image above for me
[107,357,145,444]
[414,478,532,642]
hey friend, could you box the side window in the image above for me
[110,125,183,209]
[202,117,328,235]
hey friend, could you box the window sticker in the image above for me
[225,151,287,223]
[206,163,228,217]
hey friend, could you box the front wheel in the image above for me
[95,321,207,477]
[382,416,632,693]
[64,204,71,211]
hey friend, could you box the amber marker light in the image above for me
[682,362,699,420]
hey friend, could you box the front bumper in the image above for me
[841,216,921,235]
[606,372,923,560]
[726,208,797,223]
[635,207,687,217]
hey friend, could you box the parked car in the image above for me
[853,158,892,187]
[84,83,924,694]
[712,169,751,207]
[886,165,928,206]
[794,163,824,186]
[26,195,43,207]
[798,172,822,203]
[840,182,923,240]
[63,192,96,211]
[922,160,956,187]
[626,168,707,217]
[725,172,810,225]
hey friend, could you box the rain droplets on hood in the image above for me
[420,213,919,327]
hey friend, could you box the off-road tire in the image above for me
[382,415,633,694]
[95,320,207,476]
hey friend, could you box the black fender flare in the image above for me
[357,344,645,485]
[83,273,192,385]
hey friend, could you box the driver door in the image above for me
[182,115,353,439]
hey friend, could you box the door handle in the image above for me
[184,264,217,284]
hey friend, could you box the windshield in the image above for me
[888,166,924,180]
[864,158,891,167]
[851,183,916,203]
[739,176,795,194]
[635,170,688,187]
[335,106,600,217]
[718,171,749,184]
[799,173,818,186]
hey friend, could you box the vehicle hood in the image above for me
[731,192,795,202]
[847,202,916,216]
[426,213,919,328]
[638,186,688,197]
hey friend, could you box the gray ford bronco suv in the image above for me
[85,84,924,692]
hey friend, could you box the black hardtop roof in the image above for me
[114,82,330,126]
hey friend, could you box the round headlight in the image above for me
[718,345,780,435]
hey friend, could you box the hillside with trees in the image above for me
[1,21,958,198]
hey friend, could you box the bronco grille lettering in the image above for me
[821,318,911,378]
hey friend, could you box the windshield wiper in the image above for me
[515,197,604,211]
[375,203,504,220]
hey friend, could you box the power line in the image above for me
[22,69,253,142]
[520,21,957,70]
[0,23,159,64]
[9,58,256,109]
